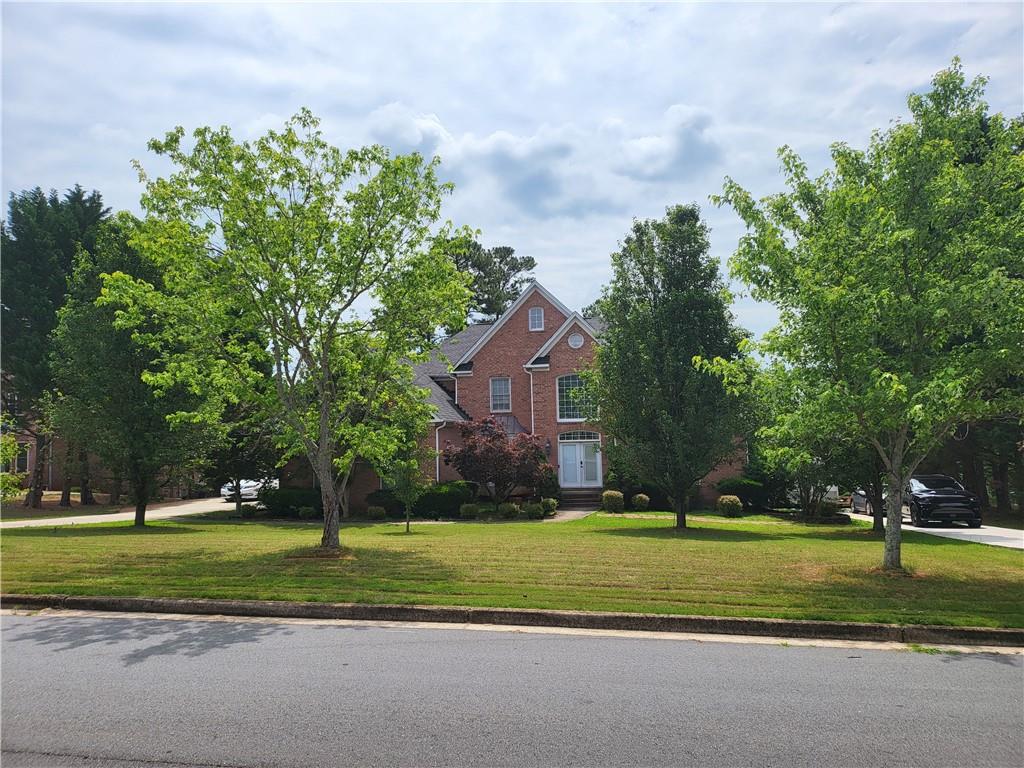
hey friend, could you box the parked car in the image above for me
[851,488,888,514]
[220,478,279,501]
[904,474,982,528]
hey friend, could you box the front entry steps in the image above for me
[558,488,603,511]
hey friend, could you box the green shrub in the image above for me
[522,502,544,520]
[297,505,319,521]
[602,490,625,513]
[716,494,743,518]
[540,497,558,516]
[716,477,767,509]
[415,481,477,518]
[537,464,560,500]
[258,487,322,518]
[365,488,402,516]
[459,503,480,520]
[239,504,259,519]
[497,502,520,520]
[367,481,477,519]
[631,493,650,511]
[366,505,387,521]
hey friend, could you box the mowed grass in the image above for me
[2,514,1021,628]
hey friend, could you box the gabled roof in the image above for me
[525,312,600,368]
[414,323,492,378]
[451,281,573,368]
[413,368,470,423]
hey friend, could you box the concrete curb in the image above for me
[3,593,1022,647]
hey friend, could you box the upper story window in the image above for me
[557,374,587,421]
[490,376,511,412]
[567,332,584,349]
[528,307,544,331]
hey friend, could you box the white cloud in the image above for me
[2,1,1020,339]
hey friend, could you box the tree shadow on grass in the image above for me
[2,523,201,538]
[794,566,1024,636]
[593,524,776,543]
[3,613,296,666]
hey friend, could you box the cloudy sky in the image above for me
[3,1,1022,336]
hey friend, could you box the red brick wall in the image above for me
[530,320,605,480]
[454,289,568,430]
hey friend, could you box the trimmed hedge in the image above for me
[631,493,650,511]
[366,505,387,521]
[522,502,544,520]
[367,481,478,519]
[497,502,520,520]
[540,497,558,516]
[415,481,477,518]
[716,477,767,509]
[602,490,625,513]
[459,503,480,520]
[258,488,323,518]
[716,494,743,518]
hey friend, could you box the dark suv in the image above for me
[905,474,982,528]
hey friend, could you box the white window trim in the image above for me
[490,376,512,413]
[528,306,545,331]
[556,374,586,423]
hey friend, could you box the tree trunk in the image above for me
[1013,452,1024,514]
[313,456,341,548]
[22,434,46,508]
[79,450,95,505]
[109,468,122,506]
[673,494,688,529]
[405,503,412,534]
[59,443,74,507]
[882,471,904,571]
[869,456,885,534]
[991,460,1011,514]
[233,477,243,516]
[132,479,149,526]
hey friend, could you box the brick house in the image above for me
[304,280,742,512]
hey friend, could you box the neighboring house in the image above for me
[286,280,743,511]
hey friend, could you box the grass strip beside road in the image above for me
[2,514,1021,628]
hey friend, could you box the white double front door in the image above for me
[558,441,601,488]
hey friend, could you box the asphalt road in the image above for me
[2,613,1021,768]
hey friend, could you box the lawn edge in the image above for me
[4,593,1021,647]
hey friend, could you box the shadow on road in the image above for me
[3,616,294,666]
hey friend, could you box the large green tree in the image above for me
[453,240,536,321]
[588,204,748,528]
[103,109,471,548]
[714,61,1023,569]
[1,186,108,506]
[49,214,219,525]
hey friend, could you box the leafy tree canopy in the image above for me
[49,213,219,525]
[101,109,472,548]
[442,418,549,506]
[712,60,1024,569]
[452,240,536,321]
[587,203,749,527]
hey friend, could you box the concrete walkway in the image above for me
[545,508,595,522]
[848,512,1023,550]
[0,497,228,530]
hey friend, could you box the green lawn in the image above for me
[2,514,1021,628]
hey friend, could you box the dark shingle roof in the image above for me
[410,323,491,422]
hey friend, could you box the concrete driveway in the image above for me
[848,512,1023,549]
[0,497,228,530]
